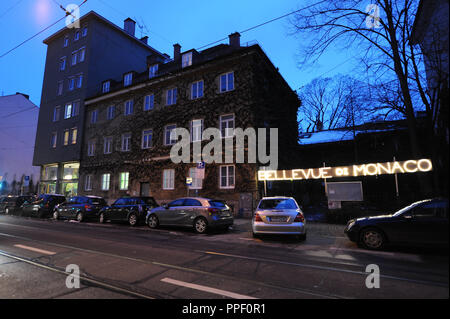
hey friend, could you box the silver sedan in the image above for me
[252,197,306,240]
[146,197,234,234]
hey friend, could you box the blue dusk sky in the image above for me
[0,0,357,106]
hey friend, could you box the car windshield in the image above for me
[259,199,298,210]
[393,200,432,216]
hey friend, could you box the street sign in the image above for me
[186,177,193,186]
[197,161,205,169]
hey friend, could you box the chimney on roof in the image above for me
[140,36,148,44]
[229,32,241,48]
[124,18,136,37]
[173,43,181,60]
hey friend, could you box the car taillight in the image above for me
[208,207,219,215]
[85,205,92,210]
[254,213,262,222]
[294,213,305,223]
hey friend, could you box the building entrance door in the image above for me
[140,182,150,196]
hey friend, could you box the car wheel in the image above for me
[128,213,138,227]
[194,217,208,234]
[360,228,385,250]
[147,214,159,229]
[53,210,59,220]
[76,212,84,222]
[99,213,106,223]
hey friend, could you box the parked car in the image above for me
[21,194,66,218]
[252,197,306,240]
[0,195,35,215]
[53,196,107,222]
[344,198,449,250]
[99,197,158,226]
[146,197,234,234]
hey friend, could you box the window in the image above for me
[142,129,153,149]
[82,26,88,37]
[220,72,234,92]
[71,128,77,144]
[220,165,235,189]
[57,81,63,95]
[124,73,133,86]
[107,105,115,120]
[220,114,235,138]
[63,36,69,47]
[102,81,110,93]
[74,30,80,41]
[164,125,177,145]
[166,88,177,105]
[78,47,85,62]
[76,74,83,88]
[189,167,202,190]
[121,133,131,152]
[184,198,202,206]
[190,119,203,142]
[191,80,203,99]
[51,132,57,148]
[68,77,75,91]
[124,100,133,115]
[72,101,80,117]
[87,140,95,156]
[90,109,98,124]
[71,51,77,65]
[104,137,113,154]
[59,57,66,71]
[53,106,60,122]
[64,103,72,119]
[144,94,154,111]
[182,52,192,68]
[149,64,158,78]
[101,174,110,191]
[163,169,175,190]
[63,130,70,146]
[85,175,92,191]
[119,172,129,190]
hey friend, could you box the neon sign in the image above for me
[258,159,433,181]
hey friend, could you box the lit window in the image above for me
[53,106,60,122]
[220,165,235,189]
[149,64,158,78]
[166,88,177,105]
[71,128,77,144]
[119,172,129,190]
[142,129,153,149]
[101,174,110,191]
[191,80,204,99]
[107,105,115,120]
[189,167,202,190]
[121,133,131,152]
[182,52,192,68]
[63,130,70,146]
[164,125,177,145]
[190,119,203,142]
[51,132,57,148]
[64,103,72,119]
[85,175,92,191]
[124,73,133,86]
[220,72,234,92]
[162,169,175,190]
[144,94,154,111]
[102,81,110,93]
[124,100,133,115]
[220,114,234,138]
[87,140,95,156]
[104,137,113,154]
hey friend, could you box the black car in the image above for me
[345,198,449,250]
[0,195,35,215]
[99,196,158,226]
[21,194,66,218]
[53,196,107,222]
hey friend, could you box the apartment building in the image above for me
[79,33,299,216]
[33,11,167,196]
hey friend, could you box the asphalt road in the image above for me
[0,214,448,299]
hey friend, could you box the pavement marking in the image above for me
[161,277,258,299]
[13,244,56,255]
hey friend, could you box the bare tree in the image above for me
[291,0,431,158]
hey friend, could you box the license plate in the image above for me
[269,216,287,222]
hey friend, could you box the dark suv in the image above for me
[53,196,107,222]
[0,195,35,215]
[21,194,66,218]
[99,197,158,226]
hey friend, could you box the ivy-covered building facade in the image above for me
[78,34,299,216]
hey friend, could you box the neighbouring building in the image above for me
[78,34,299,216]
[0,93,40,194]
[33,11,167,197]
